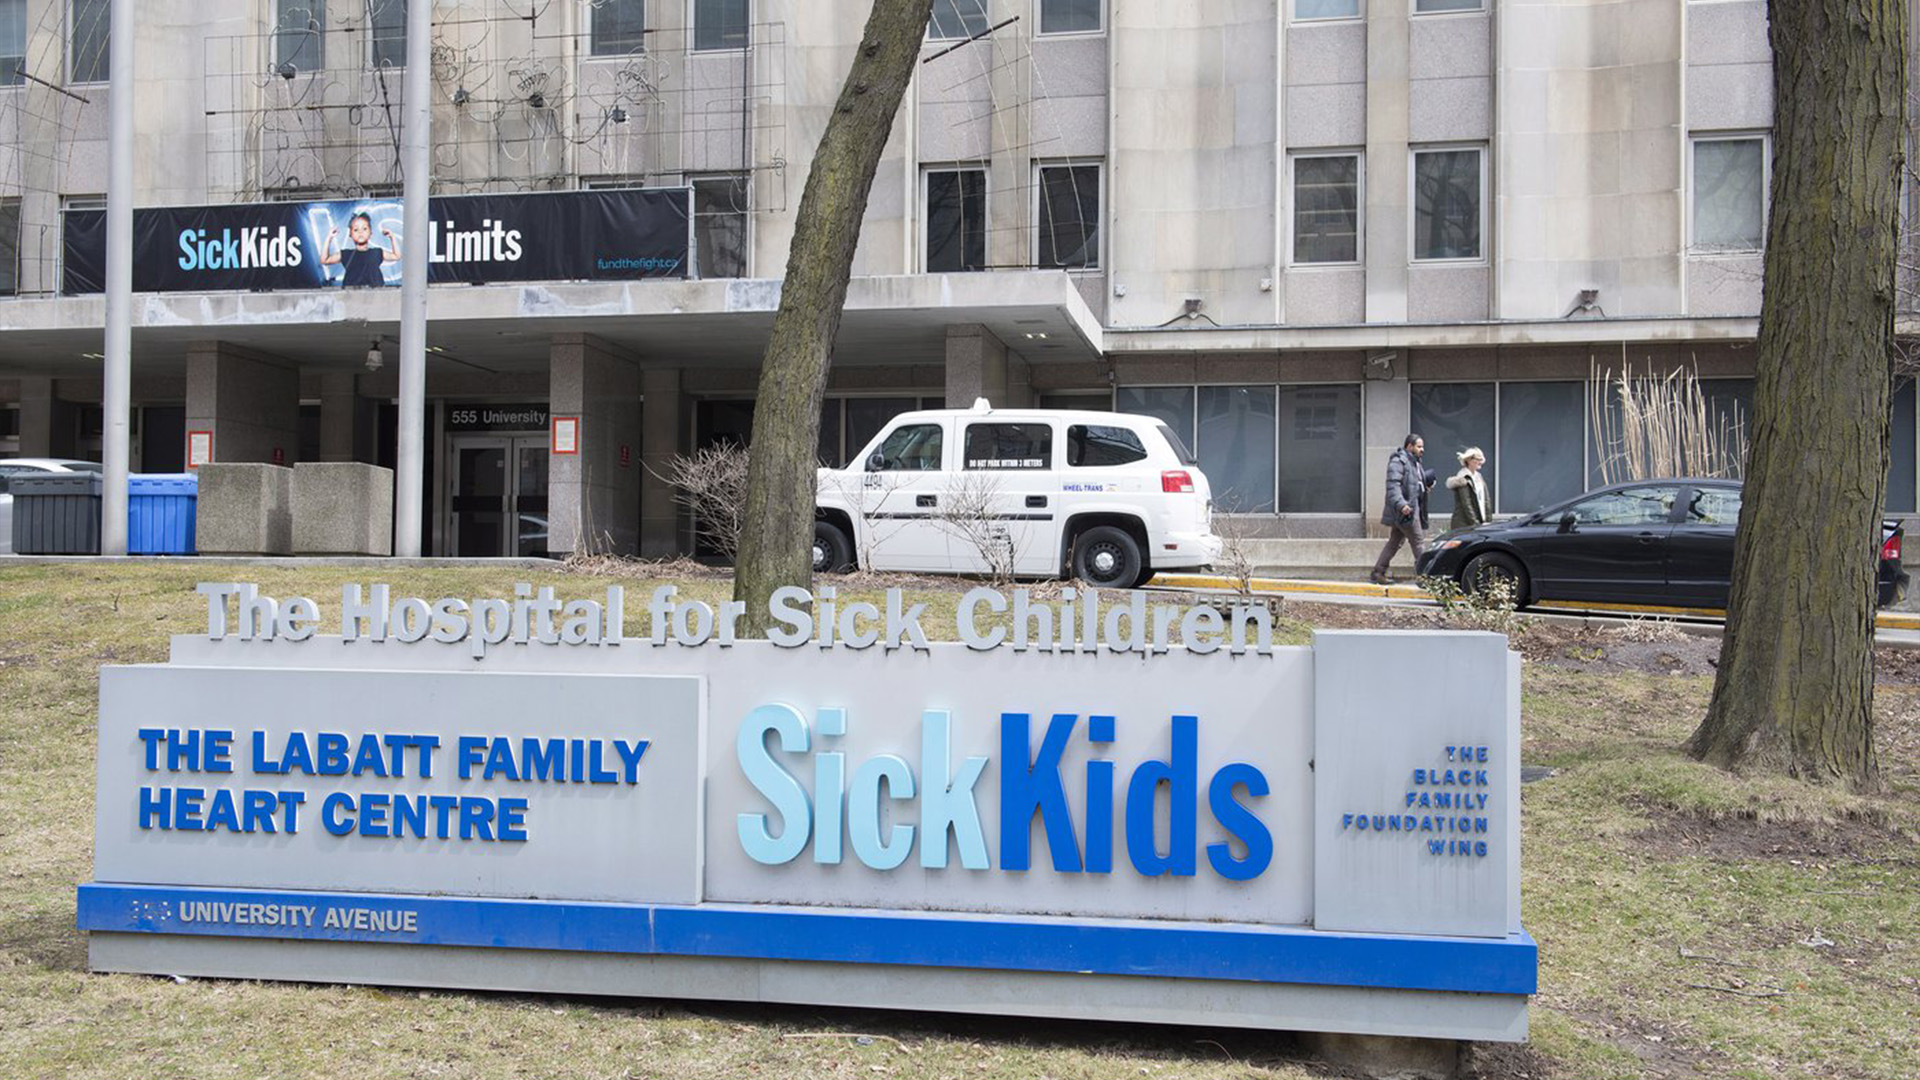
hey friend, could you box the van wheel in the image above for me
[1072,526,1143,589]
[812,521,854,574]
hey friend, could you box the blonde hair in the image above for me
[1457,447,1485,465]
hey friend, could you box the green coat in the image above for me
[1448,469,1488,530]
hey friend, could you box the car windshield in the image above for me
[62,462,105,473]
[1563,486,1679,526]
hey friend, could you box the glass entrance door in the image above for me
[450,435,550,557]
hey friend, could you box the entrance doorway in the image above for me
[449,435,550,557]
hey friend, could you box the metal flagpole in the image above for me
[101,0,134,555]
[394,0,432,557]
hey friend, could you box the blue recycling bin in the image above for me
[127,473,199,555]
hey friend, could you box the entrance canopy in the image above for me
[0,271,1104,377]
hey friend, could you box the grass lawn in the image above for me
[1,561,1914,1079]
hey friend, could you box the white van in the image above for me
[813,401,1221,587]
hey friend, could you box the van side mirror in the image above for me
[867,452,888,471]
[1557,512,1577,534]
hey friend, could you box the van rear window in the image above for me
[964,423,1053,469]
[1156,423,1197,466]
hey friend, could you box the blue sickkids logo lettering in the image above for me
[735,707,1273,881]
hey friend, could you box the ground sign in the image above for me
[81,583,1535,1041]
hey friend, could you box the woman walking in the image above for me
[1447,447,1489,530]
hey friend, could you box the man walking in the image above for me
[1371,434,1427,584]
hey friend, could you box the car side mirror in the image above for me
[866,452,888,471]
[1557,512,1577,534]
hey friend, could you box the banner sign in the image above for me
[61,188,690,295]
[81,583,1534,1043]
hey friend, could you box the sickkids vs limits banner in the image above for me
[61,188,691,295]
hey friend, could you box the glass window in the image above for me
[929,0,990,40]
[1413,147,1482,260]
[0,406,18,438]
[1414,0,1483,11]
[1115,386,1195,456]
[1692,137,1765,251]
[0,198,19,297]
[369,0,406,68]
[1038,392,1111,410]
[693,176,748,278]
[591,0,646,56]
[1157,423,1197,466]
[694,0,749,51]
[1,0,27,86]
[1565,486,1679,526]
[69,0,108,83]
[1411,382,1495,516]
[926,168,986,273]
[1891,380,1916,514]
[1036,163,1100,269]
[964,423,1053,469]
[845,397,919,462]
[274,0,324,72]
[818,400,844,466]
[1067,425,1147,467]
[1293,154,1360,264]
[1040,0,1102,34]
[1685,486,1742,526]
[1198,386,1277,514]
[871,424,945,471]
[1498,382,1586,514]
[1295,0,1360,18]
[1278,384,1361,512]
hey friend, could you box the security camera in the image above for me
[365,340,384,372]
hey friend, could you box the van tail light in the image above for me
[1162,470,1195,494]
[1882,530,1902,563]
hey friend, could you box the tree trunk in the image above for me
[1689,0,1906,790]
[731,0,935,634]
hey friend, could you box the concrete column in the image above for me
[16,377,74,458]
[184,343,301,465]
[1362,361,1412,539]
[1364,7,1412,323]
[549,335,643,557]
[1004,353,1035,409]
[944,325,1011,408]
[317,372,361,463]
[640,367,685,558]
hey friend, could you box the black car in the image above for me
[1415,478,1910,610]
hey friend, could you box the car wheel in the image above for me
[1133,568,1157,588]
[812,520,854,574]
[1462,552,1529,608]
[1072,526,1143,589]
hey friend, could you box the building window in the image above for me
[694,0,749,51]
[591,0,646,56]
[1497,382,1585,514]
[1115,386,1195,455]
[1199,386,1278,514]
[1039,0,1102,35]
[1278,384,1361,512]
[369,0,406,68]
[929,0,990,39]
[1035,162,1100,270]
[1292,153,1360,265]
[1414,0,1483,12]
[0,197,19,296]
[274,0,324,73]
[1412,146,1483,261]
[693,175,749,278]
[1,0,26,86]
[1294,0,1360,19]
[69,0,109,83]
[925,167,986,273]
[1411,382,1496,516]
[1892,380,1917,515]
[1691,136,1766,252]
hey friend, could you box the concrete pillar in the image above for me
[945,324,1011,408]
[317,372,361,463]
[549,334,643,557]
[184,343,301,465]
[17,377,75,458]
[640,367,684,558]
[1362,359,1412,539]
[1004,353,1035,409]
[1364,6,1412,323]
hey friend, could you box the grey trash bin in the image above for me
[10,472,103,554]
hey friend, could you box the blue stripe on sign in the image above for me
[76,884,1537,995]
